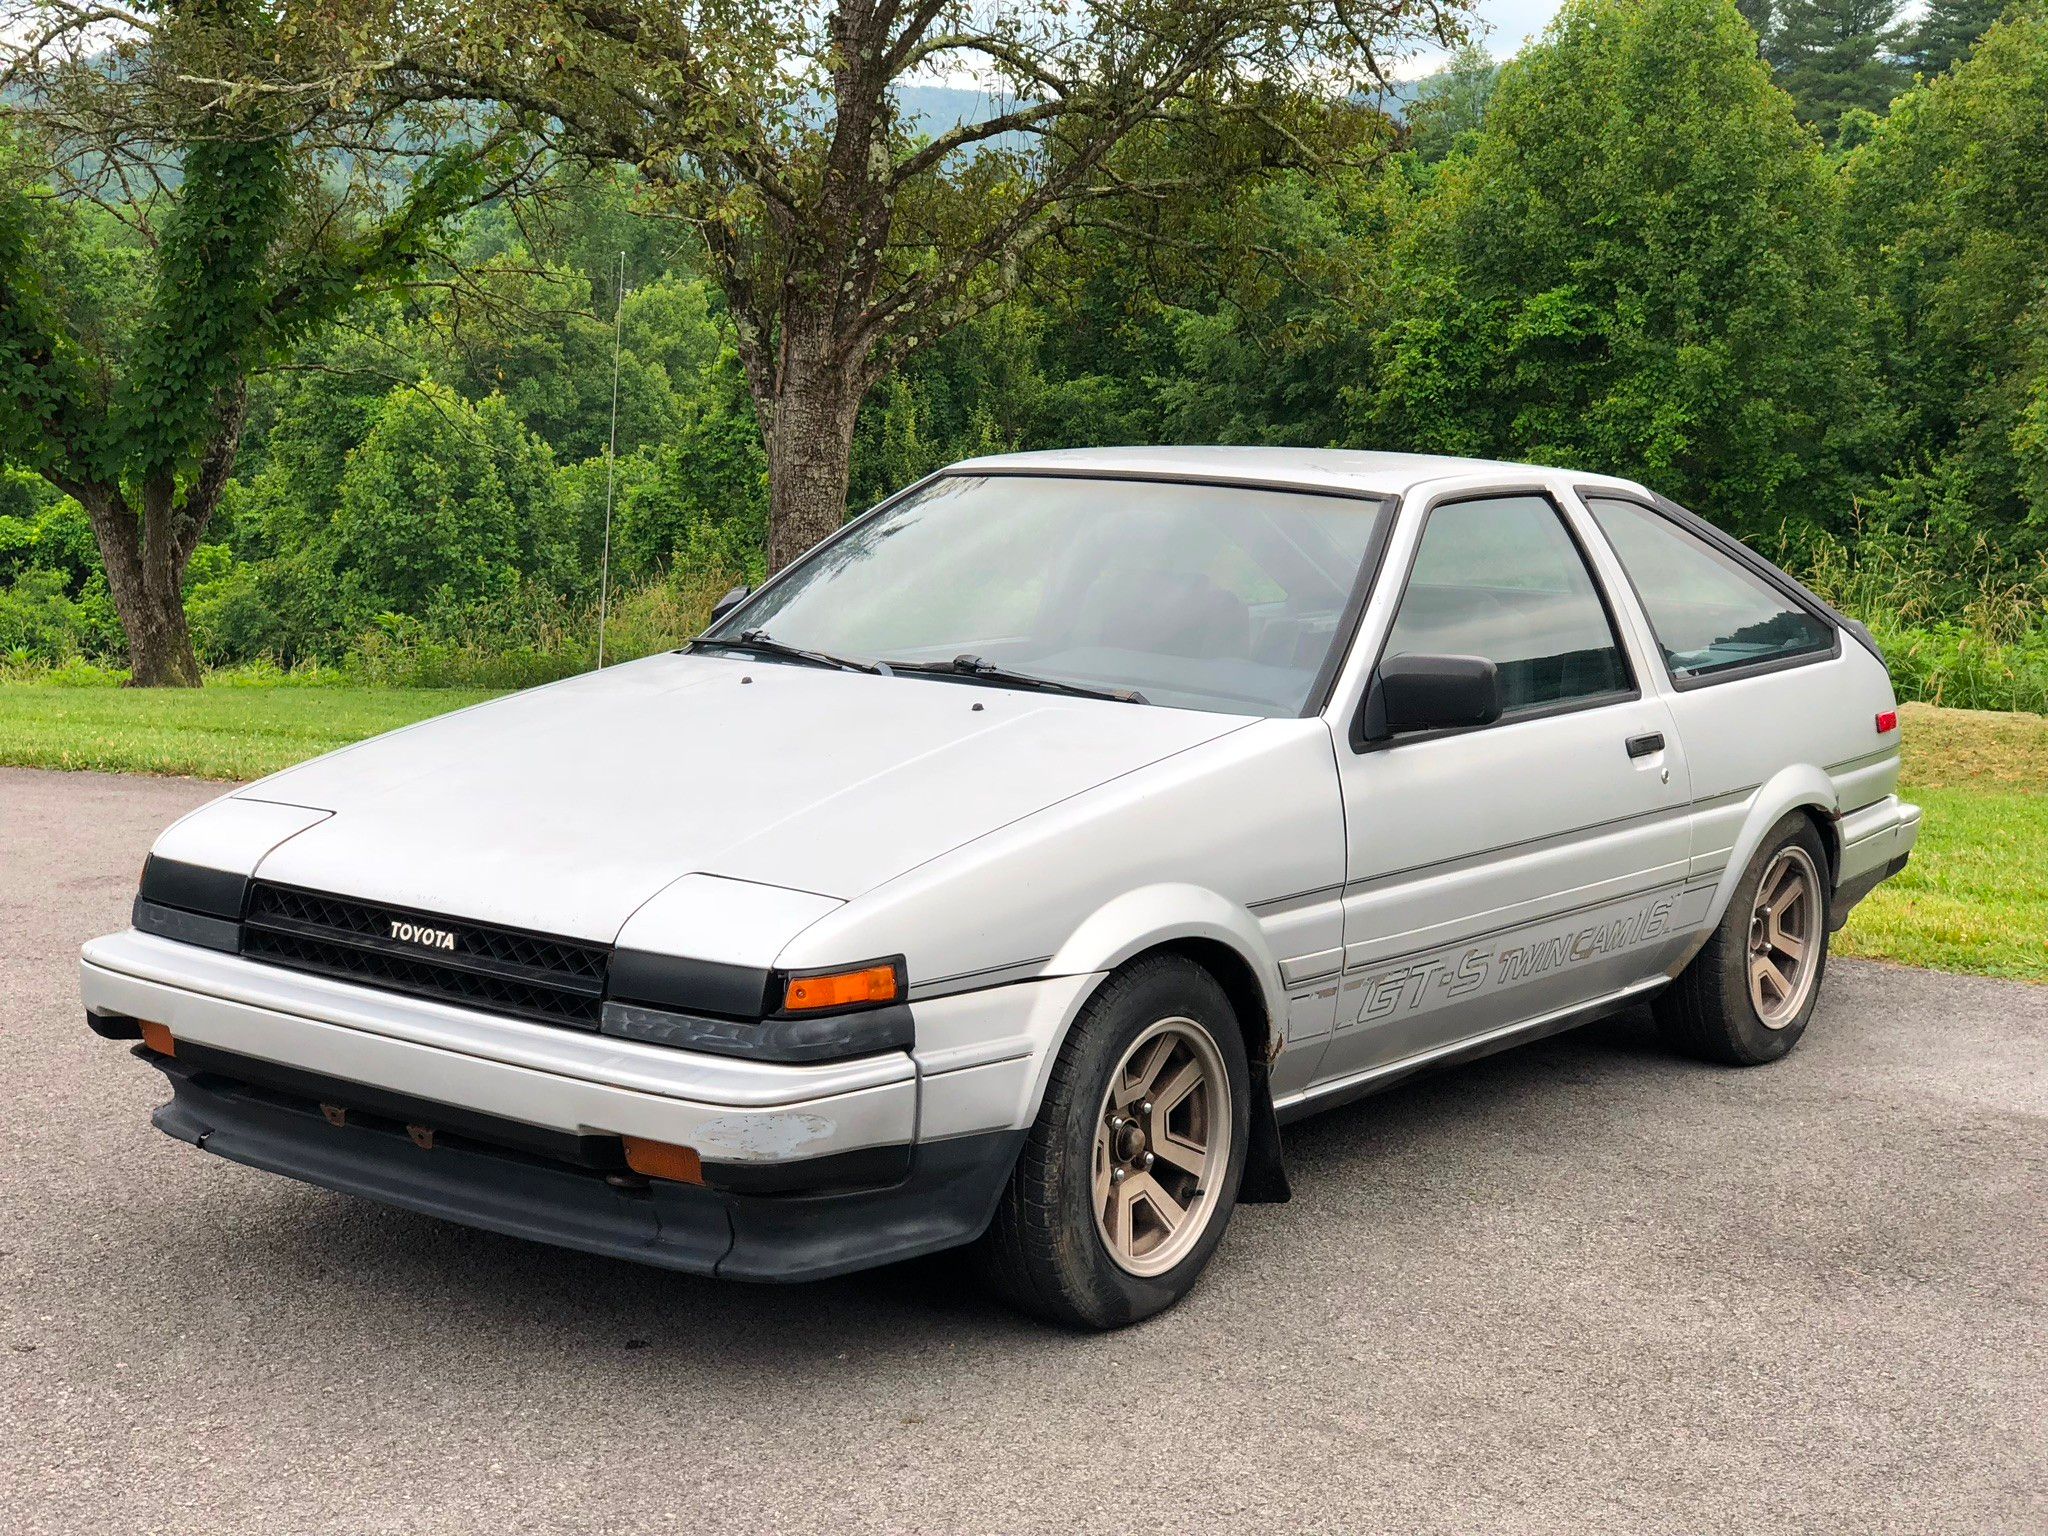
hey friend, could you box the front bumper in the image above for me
[143,1048,1021,1282]
[82,930,1082,1280]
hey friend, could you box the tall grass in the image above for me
[336,567,737,690]
[1791,521,2048,714]
[2,567,738,692]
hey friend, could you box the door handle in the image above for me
[1626,732,1664,759]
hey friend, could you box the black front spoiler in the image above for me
[143,1052,1023,1284]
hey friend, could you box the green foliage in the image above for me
[331,383,559,617]
[122,135,293,490]
[0,568,87,659]
[343,566,735,690]
[4,0,2048,712]
[1362,0,1876,540]
[608,407,769,581]
[0,566,121,663]
[234,320,435,556]
[1844,5,2048,560]
[1,125,500,503]
[1908,0,2013,74]
[1792,516,2048,709]
[0,493,95,590]
[1406,46,1501,162]
[0,0,518,685]
[436,260,686,463]
[0,464,57,523]
[1766,0,1912,140]
[0,140,113,486]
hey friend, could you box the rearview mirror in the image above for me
[707,585,751,628]
[1369,653,1501,739]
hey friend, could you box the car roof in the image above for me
[945,446,1650,500]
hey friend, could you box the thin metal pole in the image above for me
[596,249,626,669]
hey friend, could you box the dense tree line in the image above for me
[1,0,2042,685]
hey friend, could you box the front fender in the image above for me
[1045,883,1287,1049]
[1704,764,1840,930]
[1037,883,1293,1203]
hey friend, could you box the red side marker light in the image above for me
[1875,710,1899,734]
[138,1020,175,1057]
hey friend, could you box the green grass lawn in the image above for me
[1835,703,2046,983]
[0,683,500,780]
[0,685,2039,981]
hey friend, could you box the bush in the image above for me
[1789,517,2048,711]
[331,383,533,617]
[0,564,123,665]
[1870,621,2048,713]
[340,565,735,689]
[0,568,85,660]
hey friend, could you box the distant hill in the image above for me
[893,85,1019,137]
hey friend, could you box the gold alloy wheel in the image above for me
[1092,1017,1231,1278]
[1747,844,1823,1029]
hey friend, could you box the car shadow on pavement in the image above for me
[160,1002,1684,1359]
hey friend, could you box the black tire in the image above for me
[1657,813,1832,1066]
[975,955,1251,1330]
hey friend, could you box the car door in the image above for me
[1312,487,1697,1091]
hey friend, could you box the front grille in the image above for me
[240,883,609,1029]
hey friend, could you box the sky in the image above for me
[1467,0,1571,53]
[1399,0,1568,76]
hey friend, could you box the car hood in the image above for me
[240,651,1250,942]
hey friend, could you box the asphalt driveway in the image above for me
[2,765,2042,1534]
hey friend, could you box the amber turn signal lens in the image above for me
[781,963,899,1013]
[620,1136,704,1185]
[138,1020,176,1057]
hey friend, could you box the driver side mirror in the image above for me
[707,585,751,628]
[1359,653,1501,743]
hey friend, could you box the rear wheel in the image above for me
[1657,814,1831,1065]
[976,955,1249,1330]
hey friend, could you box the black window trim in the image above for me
[698,465,1401,722]
[1349,485,1642,754]
[1573,486,1849,693]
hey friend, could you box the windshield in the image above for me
[710,474,1390,716]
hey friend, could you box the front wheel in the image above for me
[1657,813,1832,1066]
[976,956,1250,1330]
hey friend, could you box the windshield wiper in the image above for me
[885,654,1147,705]
[699,629,888,675]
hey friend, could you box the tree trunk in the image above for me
[757,340,867,575]
[124,570,203,687]
[69,482,205,687]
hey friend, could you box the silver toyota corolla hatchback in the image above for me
[82,449,1920,1329]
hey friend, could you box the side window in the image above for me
[1382,494,1631,715]
[1585,497,1833,682]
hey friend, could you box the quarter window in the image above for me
[1585,497,1832,682]
[1382,494,1631,715]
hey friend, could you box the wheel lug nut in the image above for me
[1142,1152,1154,1170]
[1110,1166,1126,1183]
[1138,1101,1152,1116]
